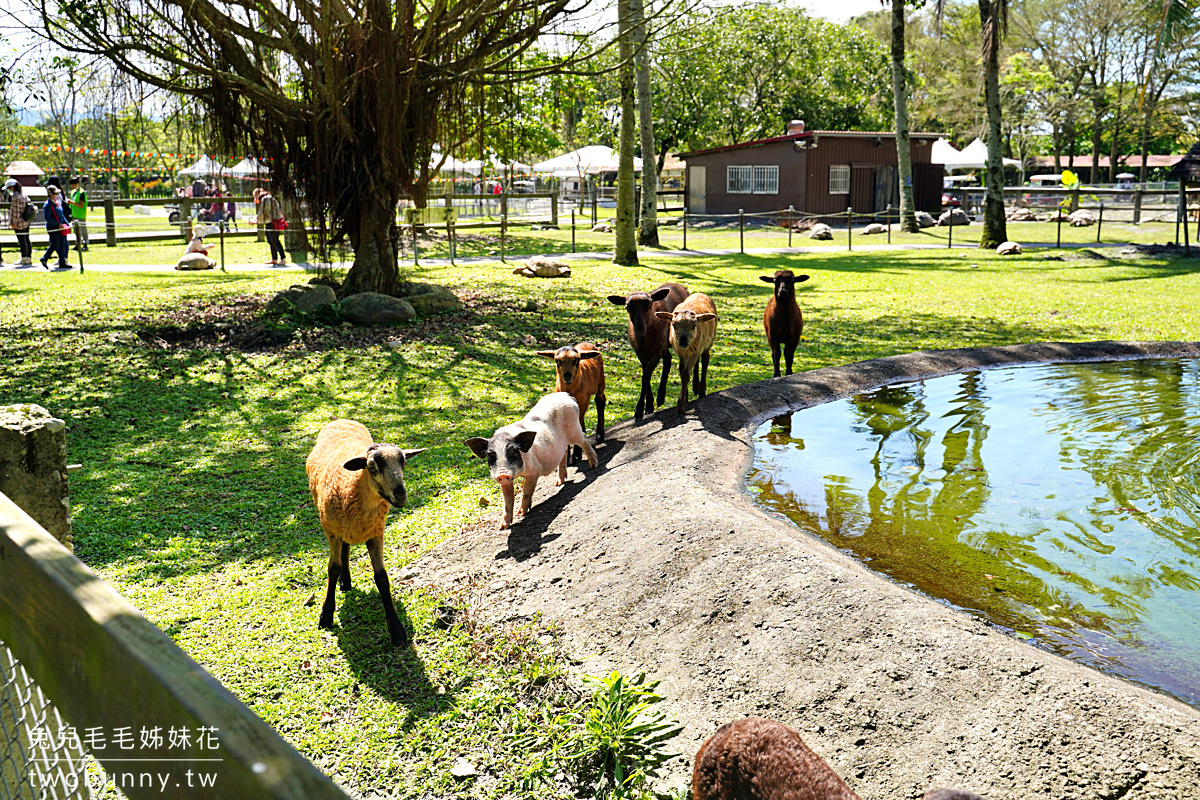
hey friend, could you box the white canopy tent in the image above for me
[227,157,268,177]
[430,152,474,173]
[931,138,961,165]
[939,138,1021,170]
[177,155,227,177]
[533,146,641,174]
[461,156,532,176]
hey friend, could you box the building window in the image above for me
[728,165,779,194]
[753,165,779,194]
[727,166,753,194]
[830,164,850,195]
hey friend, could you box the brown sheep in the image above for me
[760,270,809,378]
[306,419,425,646]
[693,717,988,800]
[608,282,689,420]
[536,342,607,462]
[655,292,717,414]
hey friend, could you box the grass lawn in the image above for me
[2,245,1199,797]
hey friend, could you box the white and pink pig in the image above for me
[465,392,598,529]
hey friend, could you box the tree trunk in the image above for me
[613,0,639,265]
[340,192,402,297]
[283,195,309,254]
[632,0,659,247]
[891,0,918,233]
[978,0,1008,249]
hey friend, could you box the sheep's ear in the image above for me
[515,430,538,452]
[759,275,776,283]
[607,295,627,306]
[464,438,489,459]
[402,448,426,460]
[343,457,368,471]
[535,350,557,358]
[654,311,674,321]
[694,313,717,322]
[579,350,602,359]
[796,274,810,283]
[650,287,671,302]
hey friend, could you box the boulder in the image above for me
[175,252,216,270]
[397,282,462,315]
[1068,209,1096,227]
[808,223,834,240]
[340,292,416,325]
[294,284,337,315]
[996,241,1023,256]
[264,287,304,315]
[862,223,887,235]
[915,211,936,228]
[937,209,971,226]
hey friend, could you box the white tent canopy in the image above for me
[177,155,226,177]
[931,137,961,165]
[460,156,532,176]
[430,152,473,173]
[227,157,268,177]
[939,138,1021,170]
[533,145,641,174]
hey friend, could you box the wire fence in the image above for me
[1,640,119,800]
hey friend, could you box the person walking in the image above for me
[6,179,33,266]
[67,176,88,250]
[41,185,71,270]
[257,188,286,264]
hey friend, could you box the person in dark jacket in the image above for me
[42,185,71,270]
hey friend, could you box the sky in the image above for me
[799,0,884,23]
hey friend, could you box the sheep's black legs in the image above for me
[699,351,710,397]
[771,343,782,378]
[366,536,409,647]
[595,392,606,443]
[636,358,654,420]
[656,350,672,407]
[339,540,351,591]
[784,343,796,376]
[319,535,342,629]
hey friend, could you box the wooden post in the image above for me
[788,206,794,248]
[886,203,892,244]
[1183,184,1190,256]
[179,198,192,240]
[1097,203,1103,244]
[571,208,576,253]
[220,220,226,272]
[104,198,116,247]
[550,193,558,227]
[1056,206,1063,248]
[1133,187,1143,225]
[948,215,953,249]
[739,208,744,254]
[683,209,688,250]
[500,194,507,263]
[847,207,853,252]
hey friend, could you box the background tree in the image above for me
[614,0,639,265]
[890,0,922,232]
[633,0,659,247]
[31,0,586,297]
[977,0,1008,248]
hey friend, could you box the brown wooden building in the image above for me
[679,130,942,217]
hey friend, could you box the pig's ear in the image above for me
[796,274,810,282]
[759,275,776,283]
[514,430,538,452]
[402,448,427,460]
[694,313,717,322]
[654,311,674,321]
[343,457,367,471]
[464,438,489,459]
[535,350,557,358]
[579,350,602,359]
[650,287,671,302]
[607,295,627,306]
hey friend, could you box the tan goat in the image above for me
[655,292,717,414]
[306,419,425,646]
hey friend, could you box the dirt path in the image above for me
[416,341,1200,800]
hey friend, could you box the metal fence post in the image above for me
[500,195,507,263]
[1057,208,1063,248]
[846,207,852,252]
[788,205,794,248]
[739,208,744,254]
[219,221,226,272]
[592,188,598,226]
[571,208,576,253]
[948,216,953,249]
[886,203,892,244]
[74,220,84,273]
[1097,202,1103,244]
[683,209,688,250]
[412,215,420,266]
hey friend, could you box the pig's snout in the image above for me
[495,473,514,487]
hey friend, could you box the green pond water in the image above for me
[747,359,1200,707]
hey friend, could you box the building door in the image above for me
[688,166,706,214]
[851,165,873,214]
[874,165,897,215]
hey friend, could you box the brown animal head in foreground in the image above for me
[759,269,810,301]
[342,443,426,509]
[536,344,602,387]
